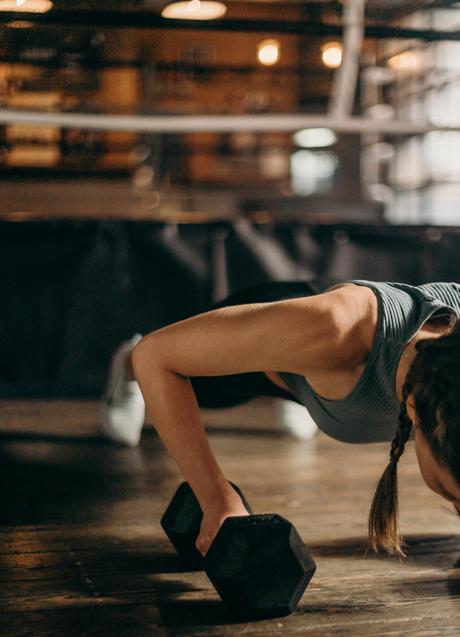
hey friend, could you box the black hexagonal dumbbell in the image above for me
[161,482,316,618]
[203,514,316,618]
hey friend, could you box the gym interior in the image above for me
[1,1,460,635]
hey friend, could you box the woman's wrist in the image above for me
[198,477,243,513]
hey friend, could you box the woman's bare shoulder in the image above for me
[265,283,378,393]
[314,282,379,364]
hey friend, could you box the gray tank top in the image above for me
[279,280,460,444]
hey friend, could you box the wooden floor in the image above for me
[1,400,459,637]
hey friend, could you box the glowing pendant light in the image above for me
[161,0,226,20]
[293,128,337,149]
[321,41,343,69]
[0,0,53,11]
[257,39,281,67]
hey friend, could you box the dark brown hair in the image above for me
[368,315,460,557]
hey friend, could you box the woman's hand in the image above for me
[196,496,250,556]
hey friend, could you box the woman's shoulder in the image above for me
[290,283,379,398]
[312,282,379,367]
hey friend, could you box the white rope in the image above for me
[0,108,458,134]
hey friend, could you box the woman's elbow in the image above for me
[132,333,165,381]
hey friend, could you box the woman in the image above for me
[102,279,460,558]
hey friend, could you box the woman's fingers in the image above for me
[196,533,212,556]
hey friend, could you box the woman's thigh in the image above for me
[190,280,317,408]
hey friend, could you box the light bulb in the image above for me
[161,1,226,20]
[0,0,52,10]
[293,128,337,149]
[321,42,343,69]
[257,39,281,66]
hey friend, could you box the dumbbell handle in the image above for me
[161,480,253,567]
[228,482,254,515]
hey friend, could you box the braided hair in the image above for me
[368,315,460,557]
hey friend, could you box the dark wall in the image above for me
[1,219,459,398]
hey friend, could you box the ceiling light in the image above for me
[293,128,337,149]
[257,39,280,66]
[321,41,342,69]
[161,1,226,20]
[0,0,52,11]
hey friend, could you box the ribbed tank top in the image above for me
[278,280,460,444]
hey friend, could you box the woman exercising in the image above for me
[101,279,460,558]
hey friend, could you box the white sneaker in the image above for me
[200,396,318,440]
[101,334,145,447]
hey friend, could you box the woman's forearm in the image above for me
[132,343,238,511]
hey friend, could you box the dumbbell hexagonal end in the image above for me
[202,514,316,619]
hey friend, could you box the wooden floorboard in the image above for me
[1,400,459,636]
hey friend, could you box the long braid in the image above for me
[368,381,413,557]
[389,388,413,465]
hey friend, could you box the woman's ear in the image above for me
[406,393,419,429]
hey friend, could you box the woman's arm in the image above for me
[132,285,371,552]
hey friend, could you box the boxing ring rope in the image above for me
[0,109,459,134]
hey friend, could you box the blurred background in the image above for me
[1,0,459,397]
